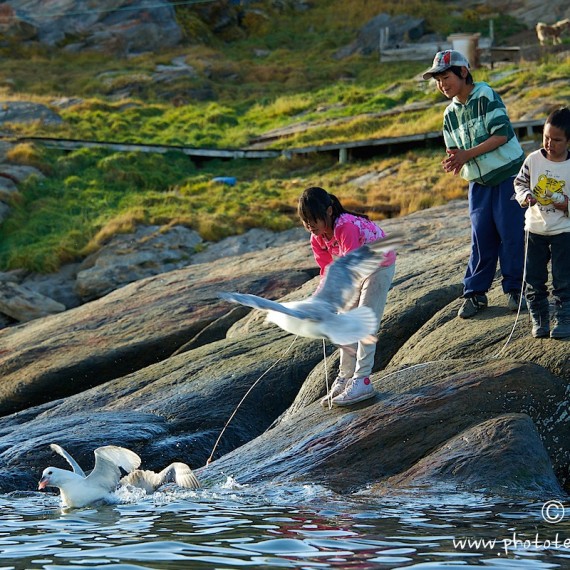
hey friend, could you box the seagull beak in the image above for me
[38,477,49,490]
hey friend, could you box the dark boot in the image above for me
[528,298,550,338]
[551,303,570,339]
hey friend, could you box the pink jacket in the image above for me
[310,213,397,277]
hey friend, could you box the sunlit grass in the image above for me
[0,0,566,272]
[0,145,461,271]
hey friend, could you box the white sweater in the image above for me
[514,148,570,235]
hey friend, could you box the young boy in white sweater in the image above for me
[514,107,570,338]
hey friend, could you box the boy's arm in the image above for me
[513,159,536,207]
[443,134,507,175]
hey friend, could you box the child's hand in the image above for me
[553,194,568,212]
[442,148,467,175]
[524,193,537,207]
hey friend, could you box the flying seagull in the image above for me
[38,443,141,508]
[219,233,402,347]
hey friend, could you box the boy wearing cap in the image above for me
[423,50,526,319]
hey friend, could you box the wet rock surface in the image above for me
[0,200,569,500]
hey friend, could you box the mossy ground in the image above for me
[0,0,568,272]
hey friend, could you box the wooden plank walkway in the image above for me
[13,136,281,160]
[11,118,544,164]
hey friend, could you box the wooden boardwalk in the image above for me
[13,118,544,164]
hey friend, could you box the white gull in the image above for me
[219,233,402,346]
[38,443,141,508]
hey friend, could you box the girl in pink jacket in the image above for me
[298,186,396,407]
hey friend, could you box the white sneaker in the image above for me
[332,377,375,406]
[320,376,347,407]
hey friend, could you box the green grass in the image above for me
[0,144,460,272]
[0,0,567,273]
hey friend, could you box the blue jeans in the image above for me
[464,177,525,297]
[525,231,570,305]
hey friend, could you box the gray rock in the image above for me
[0,240,316,416]
[190,227,307,265]
[76,225,203,301]
[0,175,18,201]
[335,13,425,59]
[462,0,569,27]
[0,281,66,322]
[371,413,564,497]
[0,101,62,126]
[1,224,307,325]
[152,57,198,84]
[49,97,84,109]
[0,4,37,41]
[20,263,82,309]
[2,0,182,53]
[0,270,24,283]
[0,163,44,184]
[197,359,568,497]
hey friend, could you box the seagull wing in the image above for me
[86,445,141,491]
[50,443,86,477]
[121,469,163,494]
[121,463,200,493]
[314,233,403,312]
[218,291,310,320]
[157,462,200,489]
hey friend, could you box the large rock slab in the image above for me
[198,359,569,495]
[3,0,182,53]
[371,413,563,497]
[0,243,315,415]
[1,344,566,498]
[390,285,570,382]
[1,199,569,498]
[0,329,325,492]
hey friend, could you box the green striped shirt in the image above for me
[442,82,524,186]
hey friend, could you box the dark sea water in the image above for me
[1,479,569,569]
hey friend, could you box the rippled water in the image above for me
[1,480,569,569]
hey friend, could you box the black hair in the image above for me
[298,186,369,227]
[546,107,570,140]
[434,65,474,85]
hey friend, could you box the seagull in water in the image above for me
[219,233,402,347]
[39,444,201,508]
[38,443,141,508]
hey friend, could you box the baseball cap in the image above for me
[422,49,470,80]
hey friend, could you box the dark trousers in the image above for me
[464,177,525,297]
[525,231,570,305]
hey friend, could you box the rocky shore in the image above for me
[0,199,568,499]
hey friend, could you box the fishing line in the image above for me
[206,334,299,466]
[376,361,434,383]
[493,227,530,358]
[322,338,333,410]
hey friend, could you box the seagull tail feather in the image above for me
[326,306,379,346]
